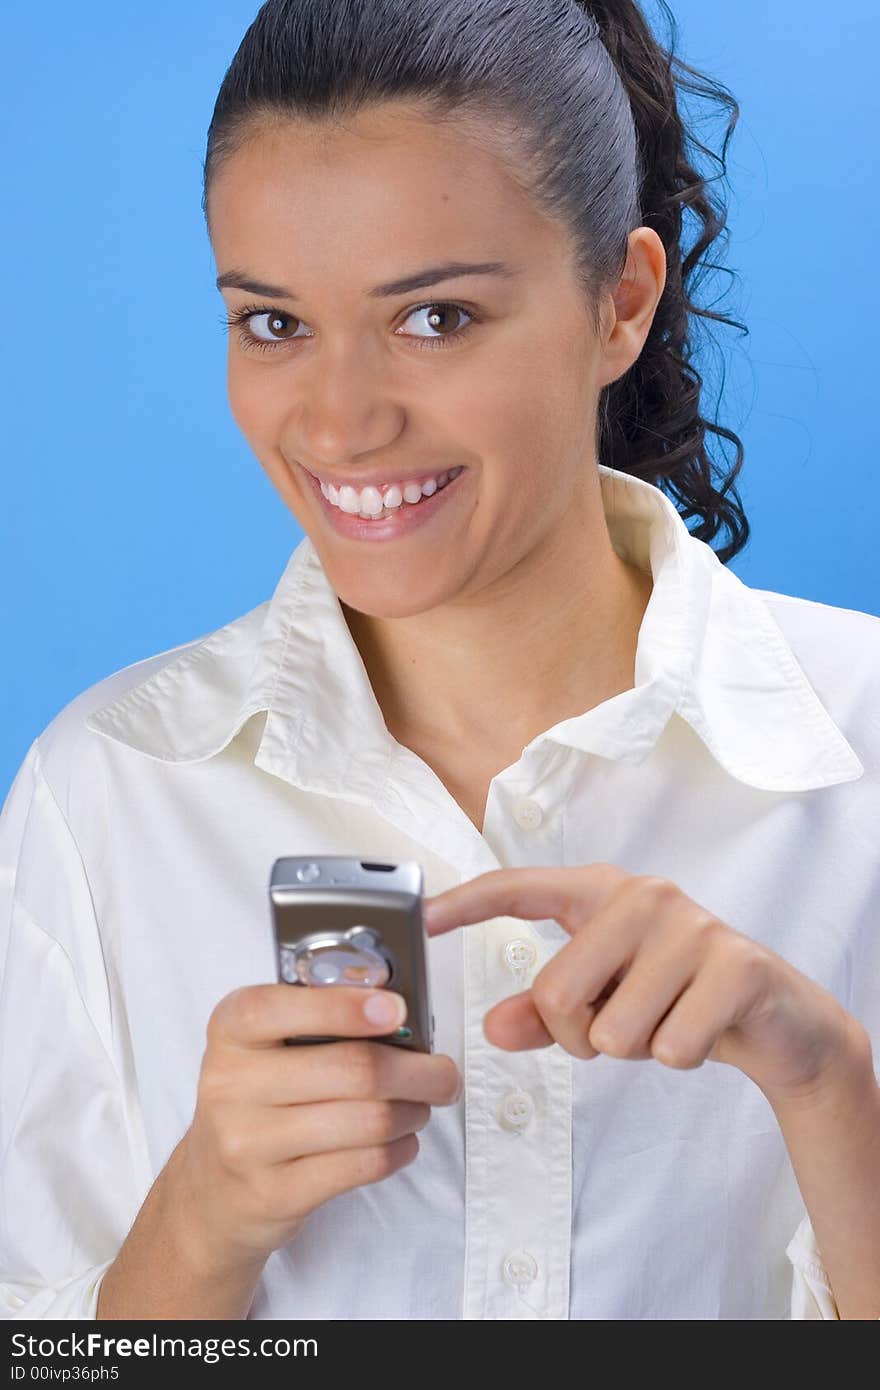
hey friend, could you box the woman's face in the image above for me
[209,102,661,619]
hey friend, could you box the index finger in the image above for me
[208,982,408,1048]
[422,864,630,937]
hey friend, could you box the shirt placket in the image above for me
[461,768,574,1320]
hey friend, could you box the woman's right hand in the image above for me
[172,983,462,1279]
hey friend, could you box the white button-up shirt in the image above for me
[2,464,878,1321]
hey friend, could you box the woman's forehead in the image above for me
[207,113,565,287]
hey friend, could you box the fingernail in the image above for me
[364,992,406,1027]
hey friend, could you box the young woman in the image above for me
[2,0,878,1321]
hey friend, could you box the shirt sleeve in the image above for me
[785,1212,840,1319]
[0,739,149,1320]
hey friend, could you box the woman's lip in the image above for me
[304,465,463,492]
[302,462,467,540]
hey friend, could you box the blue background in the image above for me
[2,0,877,799]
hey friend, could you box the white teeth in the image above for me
[320,468,461,518]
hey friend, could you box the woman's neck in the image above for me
[341,512,654,758]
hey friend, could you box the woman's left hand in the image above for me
[423,864,859,1105]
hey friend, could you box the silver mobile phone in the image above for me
[269,856,434,1052]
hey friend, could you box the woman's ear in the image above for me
[598,227,667,389]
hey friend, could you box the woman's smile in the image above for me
[301,458,469,542]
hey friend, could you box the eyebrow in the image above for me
[215,260,521,300]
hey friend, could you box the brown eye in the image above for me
[251,310,301,342]
[403,302,472,340]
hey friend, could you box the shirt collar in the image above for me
[85,464,865,795]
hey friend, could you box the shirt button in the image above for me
[502,1250,539,1289]
[499,1089,534,1131]
[513,797,543,829]
[501,938,538,977]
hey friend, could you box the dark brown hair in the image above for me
[203,0,750,564]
